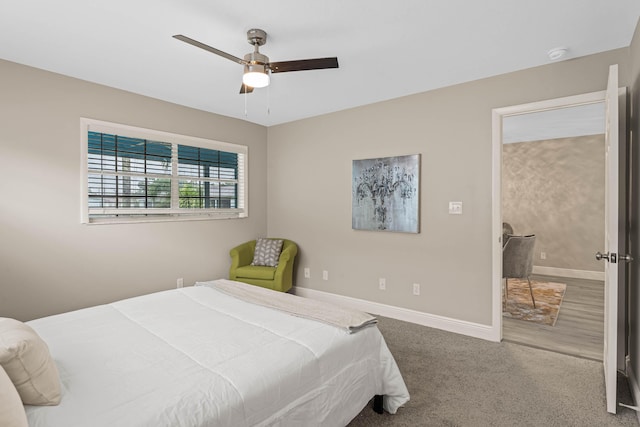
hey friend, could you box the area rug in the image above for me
[502,279,567,326]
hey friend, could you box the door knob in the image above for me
[596,251,618,263]
[596,252,633,263]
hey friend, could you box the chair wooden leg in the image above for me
[527,277,536,308]
[505,278,508,300]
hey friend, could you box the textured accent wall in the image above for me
[502,135,605,272]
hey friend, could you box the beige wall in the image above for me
[502,135,605,273]
[0,59,268,321]
[268,48,629,326]
[0,39,633,329]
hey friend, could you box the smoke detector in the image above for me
[547,47,568,61]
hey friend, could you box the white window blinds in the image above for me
[81,118,248,224]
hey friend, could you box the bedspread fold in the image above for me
[198,279,378,333]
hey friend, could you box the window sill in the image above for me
[84,213,248,225]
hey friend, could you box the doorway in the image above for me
[501,102,606,360]
[490,90,608,347]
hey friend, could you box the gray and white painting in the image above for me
[352,154,420,233]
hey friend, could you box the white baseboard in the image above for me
[532,266,604,281]
[292,286,498,342]
[626,356,640,421]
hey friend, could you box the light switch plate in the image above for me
[449,201,463,214]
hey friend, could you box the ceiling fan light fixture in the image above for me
[242,64,270,88]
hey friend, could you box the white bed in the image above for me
[24,280,409,426]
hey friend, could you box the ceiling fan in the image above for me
[173,29,339,94]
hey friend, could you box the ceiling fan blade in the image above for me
[239,83,254,94]
[268,57,339,73]
[173,34,247,65]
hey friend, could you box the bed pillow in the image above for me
[0,365,28,427]
[0,318,61,405]
[251,238,284,267]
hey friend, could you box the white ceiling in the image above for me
[1,1,639,127]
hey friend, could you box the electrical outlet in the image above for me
[412,283,420,296]
[304,268,311,278]
[379,278,386,290]
[322,270,329,281]
[540,252,547,260]
[177,278,184,289]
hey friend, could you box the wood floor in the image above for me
[502,274,604,361]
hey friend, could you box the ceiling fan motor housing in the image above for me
[247,28,267,46]
[244,51,269,66]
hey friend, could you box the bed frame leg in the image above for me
[373,395,384,414]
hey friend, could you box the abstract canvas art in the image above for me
[352,154,420,233]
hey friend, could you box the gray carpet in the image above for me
[348,316,639,426]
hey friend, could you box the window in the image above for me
[81,119,248,224]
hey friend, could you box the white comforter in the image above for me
[25,282,409,426]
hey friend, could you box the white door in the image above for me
[602,63,619,414]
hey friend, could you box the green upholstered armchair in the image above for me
[229,239,298,292]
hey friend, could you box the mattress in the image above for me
[25,281,409,426]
